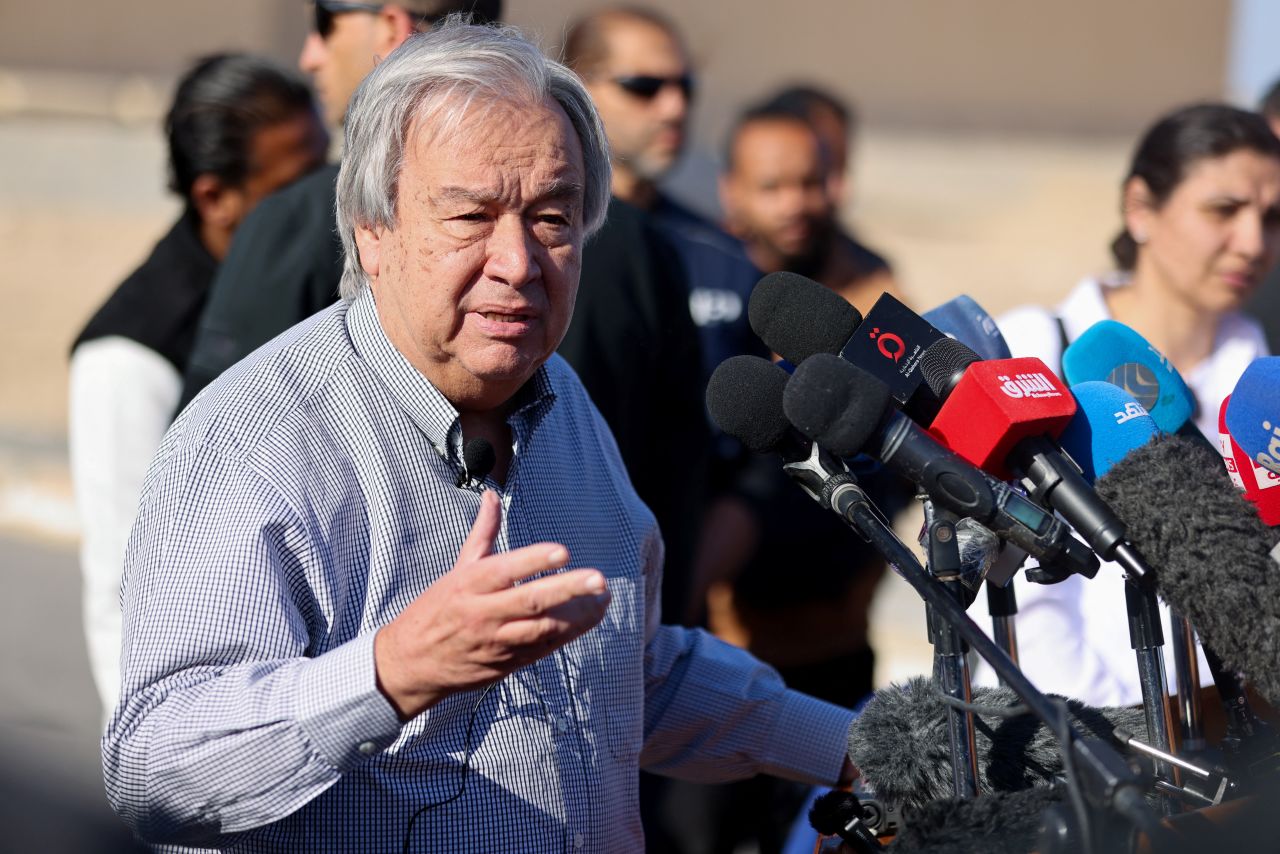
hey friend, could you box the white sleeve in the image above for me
[69,337,181,713]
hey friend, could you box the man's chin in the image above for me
[776,244,827,280]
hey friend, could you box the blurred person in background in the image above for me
[759,84,895,300]
[565,7,762,631]
[759,85,852,205]
[1247,79,1280,352]
[720,102,900,317]
[178,0,502,409]
[990,103,1280,707]
[69,53,327,714]
[566,7,763,389]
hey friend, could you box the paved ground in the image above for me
[0,532,142,852]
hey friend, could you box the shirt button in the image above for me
[358,741,378,755]
[556,716,569,734]
[573,832,584,848]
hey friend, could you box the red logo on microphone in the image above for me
[869,327,905,362]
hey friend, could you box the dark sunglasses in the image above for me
[313,1,383,38]
[611,74,695,101]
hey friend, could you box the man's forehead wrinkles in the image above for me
[431,174,583,206]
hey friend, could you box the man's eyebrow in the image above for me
[537,179,584,203]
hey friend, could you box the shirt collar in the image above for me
[345,287,556,462]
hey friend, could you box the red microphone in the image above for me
[919,339,1145,578]
[1218,394,1280,526]
[927,356,1077,481]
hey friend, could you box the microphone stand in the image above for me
[815,471,1167,854]
[1124,576,1178,814]
[1168,611,1204,755]
[985,544,1026,674]
[921,501,980,800]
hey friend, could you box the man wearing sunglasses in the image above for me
[179,1,501,412]
[565,8,765,393]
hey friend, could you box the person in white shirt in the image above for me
[69,53,327,714]
[987,103,1280,707]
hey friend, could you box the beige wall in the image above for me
[1,1,1232,135]
[0,1,305,74]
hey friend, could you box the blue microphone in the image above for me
[1224,356,1280,478]
[1058,382,1160,483]
[922,295,1013,362]
[1061,320,1195,436]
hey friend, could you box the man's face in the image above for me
[721,118,834,273]
[298,5,382,126]
[583,19,691,186]
[355,97,586,412]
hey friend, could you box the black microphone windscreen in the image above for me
[705,355,792,454]
[847,676,1145,812]
[887,786,1064,854]
[1094,434,1280,706]
[919,337,982,399]
[784,353,890,457]
[747,271,862,364]
[462,437,496,481]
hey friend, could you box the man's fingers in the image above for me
[493,587,611,650]
[488,568,607,615]
[456,490,502,564]
[471,541,579,591]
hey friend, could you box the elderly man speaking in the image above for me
[104,21,853,852]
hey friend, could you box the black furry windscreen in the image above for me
[886,785,1063,854]
[1095,434,1280,706]
[846,677,1143,813]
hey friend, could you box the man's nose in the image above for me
[299,32,327,75]
[484,216,541,287]
[653,82,690,122]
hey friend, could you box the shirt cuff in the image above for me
[296,631,403,771]
[759,690,856,786]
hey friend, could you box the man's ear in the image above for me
[354,224,383,280]
[375,4,419,55]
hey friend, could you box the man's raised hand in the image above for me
[374,490,610,719]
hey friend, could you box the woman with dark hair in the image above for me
[69,54,327,715]
[985,103,1280,707]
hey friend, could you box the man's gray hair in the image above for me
[335,19,611,300]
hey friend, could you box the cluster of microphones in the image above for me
[705,272,1280,854]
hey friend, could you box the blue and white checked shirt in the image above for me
[103,289,854,852]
